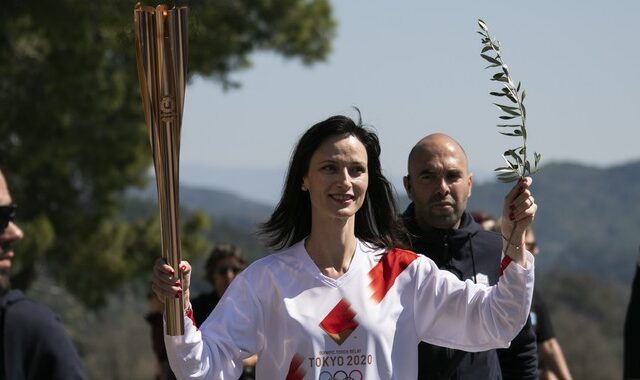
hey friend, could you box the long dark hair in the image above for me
[259,110,408,251]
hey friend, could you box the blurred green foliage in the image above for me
[0,0,335,307]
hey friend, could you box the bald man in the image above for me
[0,168,86,379]
[402,134,538,380]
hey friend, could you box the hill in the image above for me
[127,182,273,229]
[126,182,274,263]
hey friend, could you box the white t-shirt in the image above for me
[165,239,534,380]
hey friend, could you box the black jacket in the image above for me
[191,291,222,327]
[624,255,640,379]
[0,289,86,380]
[403,204,538,380]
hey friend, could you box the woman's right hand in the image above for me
[151,258,192,308]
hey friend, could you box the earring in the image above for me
[301,184,307,191]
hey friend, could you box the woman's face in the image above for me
[302,134,368,222]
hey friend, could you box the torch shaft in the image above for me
[134,4,189,336]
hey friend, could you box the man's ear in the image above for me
[403,175,413,200]
[468,173,473,197]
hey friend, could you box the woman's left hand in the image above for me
[501,177,537,263]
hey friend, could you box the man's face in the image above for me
[404,138,472,230]
[0,172,24,292]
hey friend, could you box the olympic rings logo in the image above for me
[319,369,363,380]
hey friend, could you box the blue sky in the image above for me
[179,0,640,204]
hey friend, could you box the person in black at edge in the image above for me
[0,167,86,379]
[402,133,538,379]
[624,245,640,380]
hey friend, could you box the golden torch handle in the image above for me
[133,4,189,336]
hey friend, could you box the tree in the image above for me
[0,0,335,307]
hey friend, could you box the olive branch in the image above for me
[477,19,541,183]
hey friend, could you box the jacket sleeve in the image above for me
[413,253,535,352]
[497,314,539,380]
[164,273,264,380]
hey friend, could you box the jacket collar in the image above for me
[402,203,483,241]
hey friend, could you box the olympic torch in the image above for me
[133,3,188,336]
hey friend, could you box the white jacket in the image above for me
[165,239,534,380]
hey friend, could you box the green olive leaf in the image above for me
[481,54,501,65]
[493,103,519,112]
[497,171,521,183]
[501,154,518,169]
[534,152,541,167]
[499,131,523,137]
[478,18,540,182]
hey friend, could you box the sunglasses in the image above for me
[0,204,17,232]
[215,266,242,276]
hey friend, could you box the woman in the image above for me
[152,113,537,379]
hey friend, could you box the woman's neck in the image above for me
[305,216,357,279]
